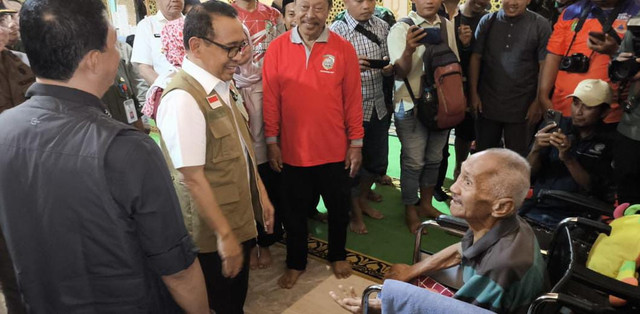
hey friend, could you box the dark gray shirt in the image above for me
[474,9,551,123]
[0,84,196,313]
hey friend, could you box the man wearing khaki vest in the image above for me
[157,2,275,313]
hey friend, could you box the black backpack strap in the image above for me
[354,23,382,46]
[593,0,627,45]
[398,17,415,27]
[439,15,449,45]
[403,78,420,103]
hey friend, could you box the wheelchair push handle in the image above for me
[362,284,383,314]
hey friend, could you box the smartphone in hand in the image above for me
[543,109,562,132]
[414,27,442,45]
[365,59,390,69]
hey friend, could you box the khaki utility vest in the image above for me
[161,70,262,253]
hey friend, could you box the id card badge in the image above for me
[123,99,138,124]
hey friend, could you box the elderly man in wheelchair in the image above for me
[331,149,547,313]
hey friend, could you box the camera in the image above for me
[560,53,590,73]
[609,16,640,81]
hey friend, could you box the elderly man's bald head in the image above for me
[450,148,531,221]
[472,149,531,209]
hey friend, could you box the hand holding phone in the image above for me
[542,109,562,132]
[365,59,390,69]
[414,27,442,45]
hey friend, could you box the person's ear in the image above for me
[79,49,102,76]
[188,37,203,57]
[491,197,515,218]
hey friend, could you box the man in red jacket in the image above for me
[262,0,364,289]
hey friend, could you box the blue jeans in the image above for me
[395,109,449,205]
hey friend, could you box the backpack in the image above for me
[398,16,466,130]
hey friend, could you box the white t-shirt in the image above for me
[131,12,176,78]
[157,57,251,175]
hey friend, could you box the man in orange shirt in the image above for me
[538,0,640,123]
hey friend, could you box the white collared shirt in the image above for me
[388,11,459,112]
[157,57,239,168]
[131,11,177,78]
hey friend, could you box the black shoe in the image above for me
[433,187,450,202]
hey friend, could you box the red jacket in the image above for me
[263,28,364,167]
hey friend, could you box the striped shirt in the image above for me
[330,13,389,122]
[454,215,546,313]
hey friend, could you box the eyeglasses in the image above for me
[199,37,248,58]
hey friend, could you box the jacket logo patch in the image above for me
[322,54,335,71]
[589,143,605,155]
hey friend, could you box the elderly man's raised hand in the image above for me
[329,285,382,314]
[329,285,364,314]
[384,263,413,282]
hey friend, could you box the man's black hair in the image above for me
[20,0,109,81]
[183,0,237,51]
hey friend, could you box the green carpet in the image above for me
[310,135,461,266]
[149,121,460,267]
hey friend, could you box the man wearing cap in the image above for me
[521,79,617,228]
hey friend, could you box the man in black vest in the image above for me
[0,0,208,313]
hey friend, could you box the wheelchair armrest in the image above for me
[572,264,640,305]
[536,189,613,217]
[527,293,615,314]
[362,284,383,314]
[556,217,612,236]
[414,218,466,264]
[435,215,469,232]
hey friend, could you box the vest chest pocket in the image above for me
[207,110,241,163]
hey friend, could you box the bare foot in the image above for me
[359,198,384,220]
[349,217,368,234]
[278,269,305,289]
[405,206,421,234]
[331,260,352,279]
[376,175,394,186]
[249,245,259,270]
[366,190,383,202]
[258,246,272,269]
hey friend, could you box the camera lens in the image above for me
[560,57,572,70]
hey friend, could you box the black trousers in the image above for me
[614,132,640,204]
[281,162,350,270]
[475,115,533,157]
[256,163,283,247]
[198,239,255,314]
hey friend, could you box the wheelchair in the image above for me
[360,216,640,313]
